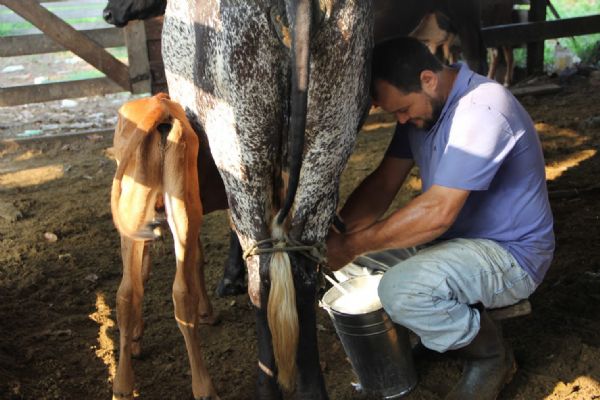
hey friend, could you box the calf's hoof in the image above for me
[216,278,246,297]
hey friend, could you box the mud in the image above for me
[1,72,600,400]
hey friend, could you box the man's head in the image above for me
[371,37,446,130]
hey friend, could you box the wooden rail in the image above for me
[2,0,130,89]
[0,28,124,57]
[0,0,152,106]
[482,14,600,48]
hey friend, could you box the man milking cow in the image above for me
[327,37,554,400]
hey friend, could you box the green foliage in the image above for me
[546,0,600,66]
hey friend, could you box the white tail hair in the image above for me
[267,220,298,390]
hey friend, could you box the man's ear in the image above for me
[420,70,438,94]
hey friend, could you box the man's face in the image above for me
[373,77,444,131]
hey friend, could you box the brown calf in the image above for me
[110,93,218,400]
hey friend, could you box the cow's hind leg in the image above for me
[487,48,499,81]
[502,45,514,87]
[294,270,328,399]
[216,229,246,297]
[255,305,284,400]
[113,236,147,400]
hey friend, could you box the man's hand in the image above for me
[325,229,357,270]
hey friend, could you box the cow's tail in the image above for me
[267,221,299,390]
[277,0,312,225]
[268,0,312,390]
[111,100,169,240]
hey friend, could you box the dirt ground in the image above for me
[1,68,600,400]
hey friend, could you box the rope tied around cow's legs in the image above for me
[242,236,327,266]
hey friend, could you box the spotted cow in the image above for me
[103,0,372,399]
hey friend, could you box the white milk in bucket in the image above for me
[328,274,383,314]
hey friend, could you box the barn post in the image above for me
[527,0,547,74]
[123,20,152,94]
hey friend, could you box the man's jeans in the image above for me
[337,238,537,353]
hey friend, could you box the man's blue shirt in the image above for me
[386,63,555,284]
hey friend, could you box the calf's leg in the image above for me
[197,237,220,325]
[131,242,151,357]
[113,236,146,400]
[163,134,217,399]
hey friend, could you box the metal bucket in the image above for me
[321,274,417,399]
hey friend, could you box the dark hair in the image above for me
[371,37,443,99]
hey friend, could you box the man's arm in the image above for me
[339,156,414,233]
[327,184,470,269]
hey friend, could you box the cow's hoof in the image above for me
[112,391,134,400]
[199,311,221,326]
[216,278,246,297]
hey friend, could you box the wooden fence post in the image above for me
[123,21,151,94]
[527,0,547,74]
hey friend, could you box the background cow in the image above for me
[481,0,529,86]
[373,0,488,74]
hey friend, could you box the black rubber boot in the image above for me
[445,309,516,400]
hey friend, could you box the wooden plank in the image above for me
[0,78,124,106]
[0,27,124,57]
[527,0,547,75]
[482,15,600,47]
[147,39,162,61]
[149,60,167,91]
[510,83,562,97]
[124,20,151,94]
[489,300,532,321]
[1,0,131,91]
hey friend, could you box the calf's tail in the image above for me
[111,98,170,240]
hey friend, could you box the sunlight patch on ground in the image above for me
[0,164,64,188]
[405,175,422,192]
[14,149,42,162]
[545,375,600,399]
[545,149,596,181]
[89,291,117,383]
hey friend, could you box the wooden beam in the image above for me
[510,83,562,97]
[0,78,124,106]
[124,20,151,94]
[0,28,124,57]
[482,15,600,47]
[0,0,131,91]
[144,16,164,41]
[527,0,547,75]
